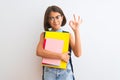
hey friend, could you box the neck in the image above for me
[52,28,62,32]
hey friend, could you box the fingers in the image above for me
[73,14,76,21]
[64,54,70,62]
[73,14,82,23]
[73,14,79,21]
[81,18,83,24]
[78,16,80,21]
[61,52,70,63]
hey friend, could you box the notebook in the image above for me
[42,38,64,66]
[42,31,70,69]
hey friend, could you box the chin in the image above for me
[53,26,60,29]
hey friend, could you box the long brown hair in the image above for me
[44,5,66,31]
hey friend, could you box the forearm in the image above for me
[73,29,82,57]
[37,48,70,62]
[37,48,62,59]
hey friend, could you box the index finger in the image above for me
[73,14,76,21]
[78,16,80,21]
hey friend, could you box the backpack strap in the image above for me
[68,45,75,80]
[42,66,44,80]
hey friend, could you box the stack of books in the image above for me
[42,31,70,69]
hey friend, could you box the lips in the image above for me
[53,24,59,26]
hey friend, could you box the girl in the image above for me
[36,5,82,80]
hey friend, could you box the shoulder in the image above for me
[40,32,45,39]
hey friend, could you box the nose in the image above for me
[53,18,58,22]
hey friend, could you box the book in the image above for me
[42,31,70,69]
[42,38,64,66]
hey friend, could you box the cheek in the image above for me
[48,21,52,26]
[60,17,63,23]
[60,19,63,24]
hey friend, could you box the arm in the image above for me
[36,32,69,62]
[69,14,82,57]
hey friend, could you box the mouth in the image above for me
[53,23,59,26]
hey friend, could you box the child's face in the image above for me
[48,11,63,31]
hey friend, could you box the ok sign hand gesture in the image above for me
[69,14,82,31]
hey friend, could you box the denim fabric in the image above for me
[43,61,74,80]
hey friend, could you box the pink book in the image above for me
[42,38,64,66]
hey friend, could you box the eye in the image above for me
[49,17,54,21]
[56,15,61,19]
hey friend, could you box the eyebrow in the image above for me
[49,15,61,18]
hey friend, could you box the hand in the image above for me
[60,52,70,63]
[69,14,82,31]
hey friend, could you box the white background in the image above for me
[0,0,120,80]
